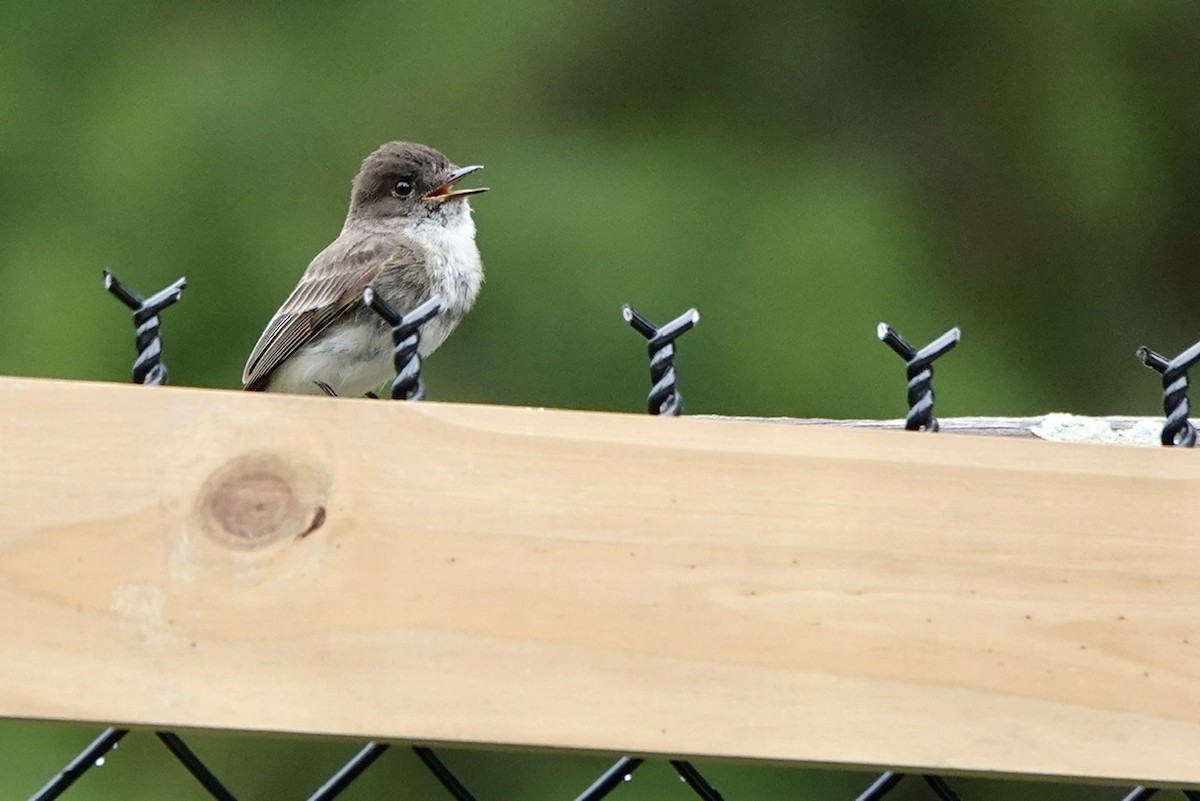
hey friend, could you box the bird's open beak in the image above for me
[422,165,488,202]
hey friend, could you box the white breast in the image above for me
[267,202,483,397]
[411,204,484,317]
[405,203,484,355]
[266,322,394,396]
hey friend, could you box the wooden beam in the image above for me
[0,376,1198,787]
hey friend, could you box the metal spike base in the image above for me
[877,323,961,432]
[362,288,443,401]
[1136,338,1200,447]
[623,304,700,416]
[103,270,187,386]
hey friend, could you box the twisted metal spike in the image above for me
[877,323,961,432]
[29,727,128,801]
[362,288,443,401]
[1136,339,1200,447]
[573,756,645,801]
[622,304,700,416]
[103,270,187,385]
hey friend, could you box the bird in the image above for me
[242,141,487,396]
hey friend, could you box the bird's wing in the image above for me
[242,230,395,390]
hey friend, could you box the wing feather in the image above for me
[242,230,392,390]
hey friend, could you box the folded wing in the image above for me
[242,231,393,390]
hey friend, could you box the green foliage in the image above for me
[1,2,1196,797]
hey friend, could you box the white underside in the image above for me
[266,203,481,397]
[266,324,393,396]
[266,313,461,396]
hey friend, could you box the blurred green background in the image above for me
[1,1,1197,798]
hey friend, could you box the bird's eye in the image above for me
[392,179,414,198]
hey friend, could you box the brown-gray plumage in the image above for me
[243,141,487,396]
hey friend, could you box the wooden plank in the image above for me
[0,375,1198,787]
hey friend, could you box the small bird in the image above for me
[242,141,487,395]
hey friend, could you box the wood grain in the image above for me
[0,376,1198,787]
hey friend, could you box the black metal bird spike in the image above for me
[103,270,187,386]
[1136,337,1200,447]
[877,323,961,432]
[362,288,443,401]
[622,304,700,416]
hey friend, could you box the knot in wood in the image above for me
[197,454,327,549]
